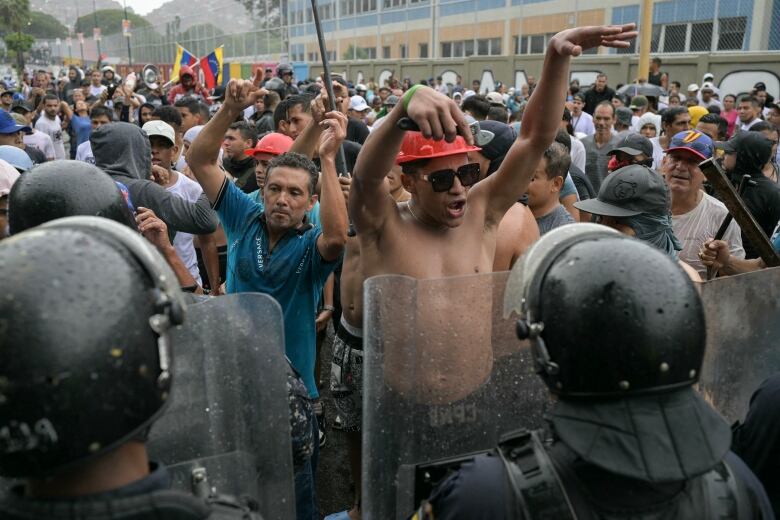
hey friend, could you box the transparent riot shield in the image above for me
[698,267,780,424]
[149,293,295,520]
[362,272,550,520]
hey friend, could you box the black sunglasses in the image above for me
[421,163,481,192]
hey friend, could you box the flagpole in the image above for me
[309,0,348,177]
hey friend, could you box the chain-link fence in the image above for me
[43,0,286,65]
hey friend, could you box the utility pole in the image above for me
[123,0,132,66]
[92,0,102,67]
[637,0,654,81]
[78,33,85,63]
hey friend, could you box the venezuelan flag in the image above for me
[200,46,223,90]
[171,44,197,83]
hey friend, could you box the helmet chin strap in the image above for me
[516,319,559,377]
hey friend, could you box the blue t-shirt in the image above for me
[248,189,321,228]
[70,115,92,146]
[216,181,339,397]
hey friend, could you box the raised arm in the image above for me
[472,24,637,225]
[188,73,267,203]
[316,111,349,262]
[349,87,471,234]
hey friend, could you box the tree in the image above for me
[28,11,68,39]
[0,0,32,72]
[75,9,151,37]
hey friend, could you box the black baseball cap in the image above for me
[10,100,33,114]
[574,164,669,218]
[608,133,654,158]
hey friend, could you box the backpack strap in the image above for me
[497,429,578,520]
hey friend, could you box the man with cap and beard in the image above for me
[718,131,780,259]
[413,224,773,519]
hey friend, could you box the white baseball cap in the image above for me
[142,120,176,146]
[486,92,505,106]
[349,95,370,112]
[687,83,700,92]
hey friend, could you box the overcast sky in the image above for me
[125,0,162,15]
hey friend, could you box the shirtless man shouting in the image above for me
[349,24,636,401]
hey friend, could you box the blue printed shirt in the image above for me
[216,180,339,397]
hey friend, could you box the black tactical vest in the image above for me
[499,429,758,520]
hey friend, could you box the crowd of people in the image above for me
[1,20,779,520]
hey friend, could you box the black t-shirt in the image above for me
[735,175,780,259]
[346,118,370,145]
[313,140,361,176]
[583,86,616,115]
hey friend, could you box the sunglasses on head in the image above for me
[420,163,481,192]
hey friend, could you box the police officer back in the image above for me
[414,224,774,520]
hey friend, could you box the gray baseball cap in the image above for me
[574,164,669,218]
[615,107,633,126]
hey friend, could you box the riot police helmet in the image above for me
[504,224,730,483]
[504,223,705,398]
[276,63,293,78]
[0,216,185,478]
[264,77,288,100]
[8,160,137,234]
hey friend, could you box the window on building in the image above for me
[383,0,405,7]
[689,21,713,52]
[478,39,489,56]
[419,42,428,58]
[308,52,319,62]
[452,40,463,57]
[662,23,687,53]
[650,25,661,53]
[718,17,746,50]
[489,37,501,55]
[441,41,452,58]
[400,44,407,58]
[464,40,474,56]
[383,46,390,59]
[530,34,545,53]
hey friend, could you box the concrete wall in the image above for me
[308,52,780,96]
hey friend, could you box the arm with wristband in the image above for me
[349,84,472,236]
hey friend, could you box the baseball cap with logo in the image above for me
[608,133,654,158]
[348,95,370,112]
[666,130,714,161]
[574,164,669,218]
[142,120,176,147]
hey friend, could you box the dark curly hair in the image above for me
[266,151,319,196]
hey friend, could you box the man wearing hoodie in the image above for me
[91,121,219,235]
[167,66,212,105]
[718,131,780,259]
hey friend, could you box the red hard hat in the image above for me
[246,132,294,158]
[395,132,481,165]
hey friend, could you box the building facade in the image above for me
[288,0,780,63]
